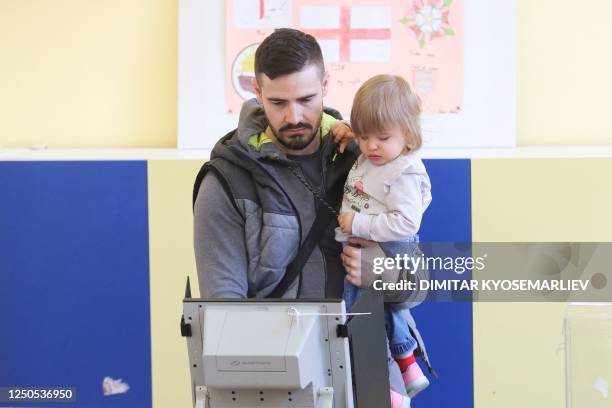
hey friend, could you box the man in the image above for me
[193,28,419,405]
[194,28,357,299]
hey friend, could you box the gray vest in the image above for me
[193,132,358,299]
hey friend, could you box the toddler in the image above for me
[333,74,432,408]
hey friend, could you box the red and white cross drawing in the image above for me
[300,5,392,63]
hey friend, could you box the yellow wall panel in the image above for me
[517,0,612,146]
[148,160,203,408]
[0,0,177,148]
[473,302,566,408]
[472,158,612,242]
[472,158,612,408]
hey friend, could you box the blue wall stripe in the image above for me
[411,159,473,408]
[0,161,151,408]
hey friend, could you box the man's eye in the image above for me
[299,97,313,103]
[271,101,285,106]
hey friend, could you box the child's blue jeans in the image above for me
[343,235,420,357]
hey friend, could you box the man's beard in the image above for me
[268,114,322,151]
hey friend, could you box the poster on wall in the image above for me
[226,0,464,116]
[178,0,515,149]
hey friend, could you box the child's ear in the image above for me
[404,133,414,152]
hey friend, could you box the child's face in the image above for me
[357,125,408,166]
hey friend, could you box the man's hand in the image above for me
[338,211,355,234]
[341,237,375,287]
[331,121,354,154]
[341,244,362,286]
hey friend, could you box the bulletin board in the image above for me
[178,0,516,149]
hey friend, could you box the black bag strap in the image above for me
[266,205,334,298]
[193,162,242,217]
[266,160,343,298]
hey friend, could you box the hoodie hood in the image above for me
[206,98,346,219]
[206,98,357,218]
[212,98,345,163]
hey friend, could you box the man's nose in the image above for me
[285,103,302,124]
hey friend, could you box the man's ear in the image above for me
[322,71,330,97]
[252,77,263,103]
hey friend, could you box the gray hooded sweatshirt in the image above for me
[193,99,357,299]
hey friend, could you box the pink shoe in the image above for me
[402,362,430,398]
[390,389,410,408]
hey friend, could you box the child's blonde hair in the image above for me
[350,74,422,151]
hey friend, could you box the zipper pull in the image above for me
[331,144,340,162]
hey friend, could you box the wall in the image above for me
[471,158,612,407]
[0,0,177,148]
[1,158,475,408]
[148,160,202,408]
[3,156,610,407]
[517,0,612,146]
[2,1,612,147]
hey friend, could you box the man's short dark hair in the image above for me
[254,28,325,85]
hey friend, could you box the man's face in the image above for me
[254,64,329,154]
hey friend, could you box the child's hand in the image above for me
[331,121,354,154]
[338,211,355,234]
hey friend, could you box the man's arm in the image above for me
[194,173,249,298]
